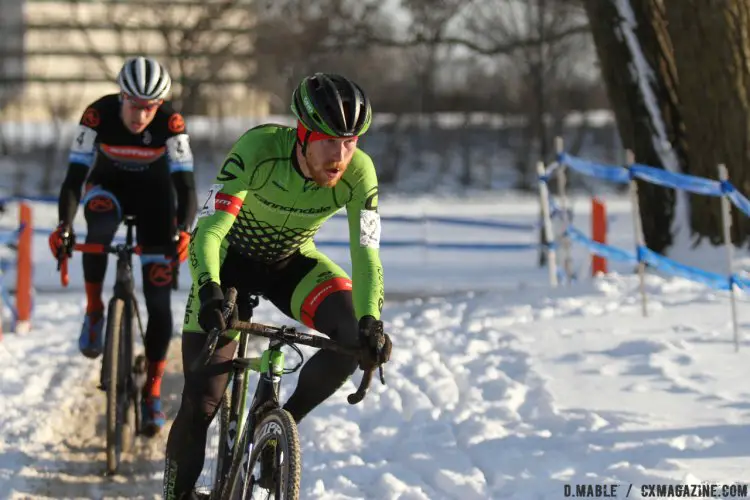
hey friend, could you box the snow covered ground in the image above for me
[1,193,750,499]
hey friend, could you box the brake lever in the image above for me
[55,232,69,271]
[189,288,238,373]
[347,366,374,405]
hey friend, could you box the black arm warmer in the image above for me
[58,163,89,226]
[171,170,197,230]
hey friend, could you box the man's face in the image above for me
[120,93,162,134]
[304,137,358,187]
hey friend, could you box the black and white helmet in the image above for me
[117,56,172,101]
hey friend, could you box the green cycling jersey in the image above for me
[189,124,384,320]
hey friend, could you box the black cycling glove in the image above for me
[198,281,235,333]
[358,315,392,369]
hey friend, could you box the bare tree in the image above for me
[440,0,592,189]
[154,1,255,114]
[582,0,686,254]
[69,0,256,115]
[0,0,24,158]
[665,0,750,245]
[250,0,404,110]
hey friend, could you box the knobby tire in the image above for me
[105,298,124,474]
[224,408,301,500]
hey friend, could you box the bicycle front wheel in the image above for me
[104,298,127,474]
[225,408,301,500]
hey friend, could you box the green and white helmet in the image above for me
[291,73,372,138]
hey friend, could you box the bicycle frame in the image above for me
[212,295,286,496]
[55,216,146,473]
[58,217,176,437]
[62,220,146,344]
[237,295,287,425]
[59,218,178,337]
[235,336,289,488]
[194,287,385,497]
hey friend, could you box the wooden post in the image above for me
[627,150,648,317]
[718,164,740,352]
[537,161,558,287]
[555,136,573,283]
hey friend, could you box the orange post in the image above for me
[592,197,608,275]
[16,202,32,333]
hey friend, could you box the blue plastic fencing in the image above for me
[0,257,19,325]
[0,195,543,252]
[0,191,551,324]
[0,194,59,207]
[566,225,637,265]
[548,152,750,292]
[0,229,20,326]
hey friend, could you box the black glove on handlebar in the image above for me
[198,281,234,333]
[358,315,392,370]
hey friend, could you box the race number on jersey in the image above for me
[70,125,97,154]
[166,134,194,165]
[359,209,381,248]
[198,183,224,218]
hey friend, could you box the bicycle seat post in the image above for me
[123,215,136,248]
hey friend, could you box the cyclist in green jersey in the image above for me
[163,73,392,498]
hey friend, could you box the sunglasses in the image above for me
[123,94,163,111]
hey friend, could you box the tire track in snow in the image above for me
[6,334,185,500]
[2,292,189,500]
[350,294,572,500]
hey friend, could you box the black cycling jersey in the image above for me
[56,94,198,365]
[58,93,196,229]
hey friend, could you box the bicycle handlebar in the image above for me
[227,318,383,404]
[57,240,179,289]
[72,242,175,255]
[191,287,387,405]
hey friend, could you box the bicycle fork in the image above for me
[216,330,253,495]
[236,342,285,486]
[99,252,145,433]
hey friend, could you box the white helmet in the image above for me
[117,56,172,101]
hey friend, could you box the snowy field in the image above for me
[1,193,750,499]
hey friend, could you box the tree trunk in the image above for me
[582,0,687,254]
[664,0,750,246]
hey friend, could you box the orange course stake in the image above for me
[592,197,608,276]
[15,202,32,333]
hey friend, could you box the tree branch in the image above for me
[328,22,590,56]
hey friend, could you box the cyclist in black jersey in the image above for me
[49,56,198,436]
